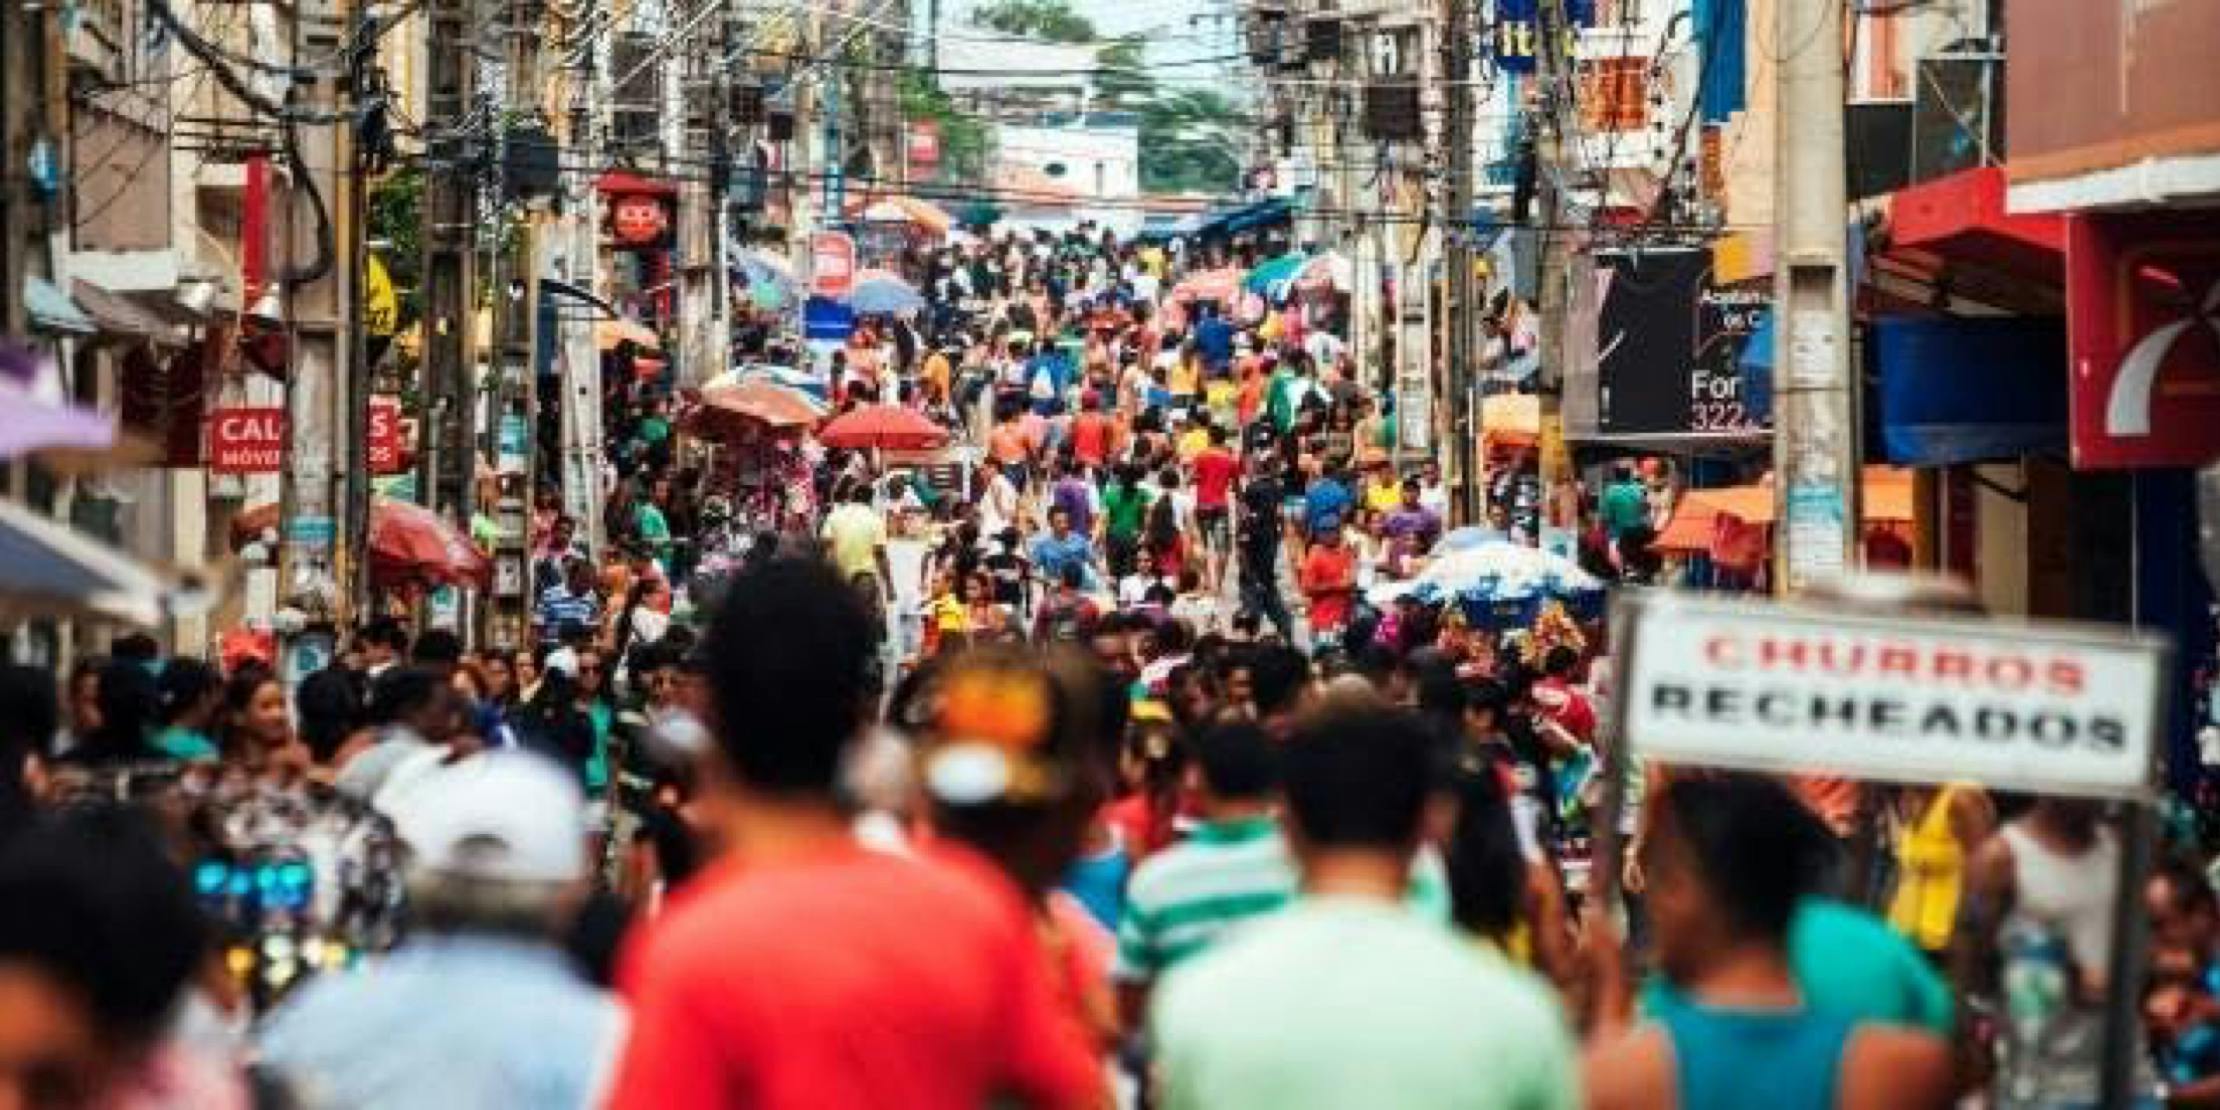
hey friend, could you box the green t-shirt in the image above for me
[1153,897,1579,1110]
[1600,480,1650,538]
[1266,370,1299,432]
[637,415,672,445]
[583,700,613,794]
[1640,897,1954,1035]
[634,503,672,550]
[154,725,219,762]
[1102,483,1150,540]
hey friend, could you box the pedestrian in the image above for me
[151,656,224,762]
[1585,773,1953,1109]
[604,559,1099,1108]
[1234,451,1294,640]
[1151,704,1580,1110]
[1298,518,1358,649]
[219,665,310,773]
[258,753,625,1107]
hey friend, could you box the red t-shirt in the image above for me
[1192,448,1239,509]
[1071,412,1111,467]
[1299,543,1357,631]
[605,841,1099,1110]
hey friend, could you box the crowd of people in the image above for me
[0,222,2206,1109]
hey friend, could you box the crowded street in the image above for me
[3,0,2220,1106]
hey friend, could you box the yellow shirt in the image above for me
[1364,479,1403,515]
[1176,427,1209,462]
[1168,358,1201,397]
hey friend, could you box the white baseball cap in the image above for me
[382,751,587,884]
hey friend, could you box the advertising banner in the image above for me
[208,407,285,474]
[2064,212,2220,469]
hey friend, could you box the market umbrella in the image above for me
[1243,252,1307,301]
[1404,539,1606,629]
[691,377,826,433]
[595,317,661,351]
[817,403,951,451]
[1296,251,1355,292]
[733,249,799,310]
[0,497,212,627]
[1171,268,1242,304]
[846,270,926,315]
[230,499,489,587]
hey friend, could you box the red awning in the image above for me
[1887,166,2064,284]
[596,169,679,196]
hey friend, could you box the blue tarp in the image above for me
[1149,198,1293,242]
[1696,0,1748,124]
[1737,309,1772,424]
[1873,316,2067,465]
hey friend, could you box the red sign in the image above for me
[209,407,286,474]
[809,231,857,298]
[367,397,404,474]
[2065,212,2220,469]
[906,122,941,171]
[609,193,672,247]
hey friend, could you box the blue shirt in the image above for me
[258,935,623,1109]
[1196,317,1235,368]
[1030,532,1097,586]
[1304,477,1354,534]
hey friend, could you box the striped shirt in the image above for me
[1114,816,1296,984]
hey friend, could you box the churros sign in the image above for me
[1619,593,2171,799]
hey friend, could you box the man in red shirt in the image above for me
[1298,517,1358,647]
[1070,391,1114,469]
[605,560,1099,1110]
[1189,424,1241,588]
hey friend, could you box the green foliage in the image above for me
[1137,91,1243,195]
[971,0,1096,42]
[366,167,423,326]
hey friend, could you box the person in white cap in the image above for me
[257,751,625,1109]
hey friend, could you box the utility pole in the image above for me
[1442,0,1476,524]
[1533,0,1572,556]
[419,0,478,546]
[558,5,606,557]
[1769,0,1857,591]
[0,1,25,340]
[281,0,357,627]
[675,0,719,388]
[483,0,544,649]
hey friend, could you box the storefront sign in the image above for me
[2064,212,2220,470]
[809,231,857,299]
[367,396,403,474]
[1617,593,2170,799]
[1491,0,1592,74]
[209,406,286,473]
[1595,249,1769,437]
[610,193,673,247]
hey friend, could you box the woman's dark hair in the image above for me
[1655,773,1831,943]
[611,579,656,664]
[0,664,59,838]
[1145,493,1180,552]
[1446,757,1526,942]
[78,660,159,763]
[154,657,220,727]
[219,664,281,754]
[0,806,207,1046]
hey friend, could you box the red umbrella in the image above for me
[230,499,490,587]
[817,403,951,451]
[688,378,824,434]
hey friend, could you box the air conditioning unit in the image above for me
[1363,79,1422,141]
[1305,17,1342,63]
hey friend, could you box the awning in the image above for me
[70,279,184,345]
[1886,166,2064,285]
[1873,315,2067,465]
[23,277,94,335]
[1655,467,1916,551]
[0,496,208,626]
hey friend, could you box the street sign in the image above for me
[809,231,857,299]
[367,396,403,474]
[1616,591,2171,799]
[208,407,286,474]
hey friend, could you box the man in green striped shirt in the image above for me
[1114,721,1291,1030]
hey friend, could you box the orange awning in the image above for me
[1654,466,1916,551]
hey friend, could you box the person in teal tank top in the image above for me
[1586,774,1954,1110]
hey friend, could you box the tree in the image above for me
[971,0,1096,42]
[1138,90,1244,194]
[366,167,423,327]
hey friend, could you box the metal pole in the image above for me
[1534,0,1572,554]
[1770,0,1858,592]
[1443,0,1475,524]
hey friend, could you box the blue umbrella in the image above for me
[847,273,925,315]
[1404,540,1607,630]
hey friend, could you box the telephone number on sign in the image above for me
[1690,400,1762,432]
